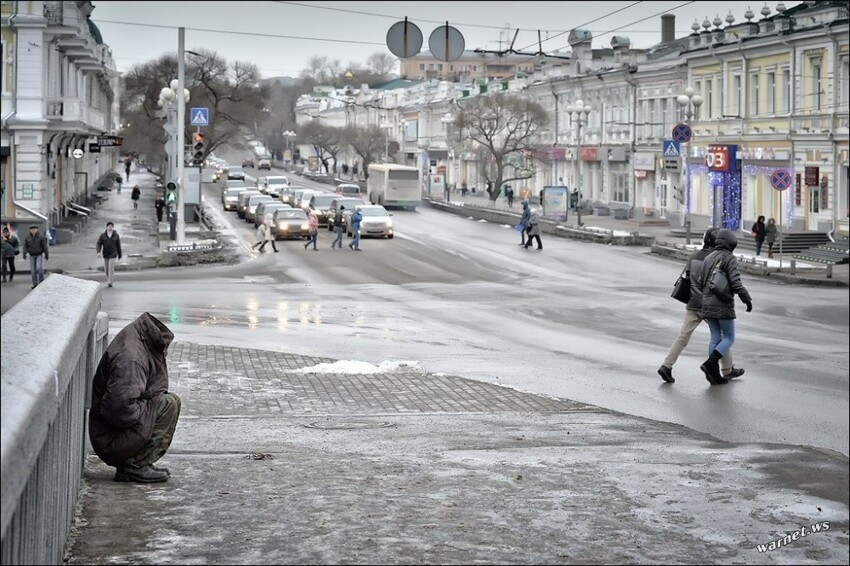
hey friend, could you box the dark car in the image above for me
[307,193,338,226]
[327,197,366,230]
[242,159,255,168]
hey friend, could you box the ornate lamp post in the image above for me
[677,87,703,243]
[565,100,592,227]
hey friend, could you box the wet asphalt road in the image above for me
[63,164,849,457]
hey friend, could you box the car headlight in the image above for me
[279,223,287,230]
[301,223,309,230]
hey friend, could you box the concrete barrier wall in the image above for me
[1,275,108,565]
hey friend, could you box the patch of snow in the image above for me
[293,360,423,374]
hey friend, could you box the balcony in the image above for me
[45,98,106,131]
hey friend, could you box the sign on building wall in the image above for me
[804,166,819,186]
[633,152,655,171]
[795,173,802,205]
[705,144,737,172]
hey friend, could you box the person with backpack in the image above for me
[348,207,363,251]
[131,185,141,210]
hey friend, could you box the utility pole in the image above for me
[176,26,186,244]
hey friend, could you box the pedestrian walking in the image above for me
[1,227,21,283]
[331,205,345,249]
[89,312,181,483]
[751,215,766,256]
[262,219,278,252]
[96,222,122,288]
[506,185,515,208]
[524,208,543,250]
[22,225,49,289]
[124,156,132,181]
[304,210,319,251]
[518,200,531,246]
[155,197,166,222]
[657,228,744,384]
[116,175,123,194]
[348,207,363,251]
[252,222,272,253]
[765,217,778,258]
[131,185,141,210]
[697,229,753,385]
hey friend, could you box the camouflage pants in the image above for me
[125,392,181,467]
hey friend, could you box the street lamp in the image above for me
[282,130,296,169]
[677,87,703,242]
[157,81,190,241]
[565,100,592,227]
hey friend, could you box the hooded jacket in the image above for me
[89,312,175,466]
[684,229,716,312]
[520,201,531,226]
[526,210,541,236]
[698,229,752,320]
[350,209,362,231]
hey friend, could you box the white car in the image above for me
[257,158,272,170]
[345,205,393,239]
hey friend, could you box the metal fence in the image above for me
[1,276,107,565]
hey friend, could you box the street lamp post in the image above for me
[157,80,190,242]
[566,100,592,227]
[676,86,703,245]
[282,130,296,170]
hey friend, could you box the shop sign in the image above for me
[705,144,737,172]
[804,166,819,186]
[579,147,598,161]
[633,152,655,171]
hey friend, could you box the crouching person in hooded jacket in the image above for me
[89,312,182,483]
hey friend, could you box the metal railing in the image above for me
[1,275,108,565]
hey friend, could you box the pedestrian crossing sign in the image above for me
[190,107,209,126]
[662,140,680,157]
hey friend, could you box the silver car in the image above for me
[256,203,292,229]
[345,205,394,238]
[221,187,244,211]
[245,195,274,223]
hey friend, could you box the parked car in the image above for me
[344,205,394,238]
[221,187,244,211]
[245,194,275,223]
[336,183,364,198]
[255,202,292,229]
[306,193,338,226]
[227,166,246,181]
[257,158,272,170]
[327,197,367,230]
[242,158,255,168]
[273,208,310,240]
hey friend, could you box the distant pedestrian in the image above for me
[124,157,132,181]
[523,208,542,250]
[460,181,468,197]
[263,219,278,253]
[518,200,531,246]
[96,222,122,288]
[697,229,753,385]
[657,229,744,384]
[506,185,515,208]
[304,210,319,251]
[444,183,450,202]
[331,206,345,249]
[22,225,49,289]
[485,180,492,198]
[155,197,166,222]
[252,221,276,253]
[131,185,141,210]
[1,227,21,283]
[751,215,766,256]
[348,207,362,251]
[765,218,778,258]
[116,175,123,194]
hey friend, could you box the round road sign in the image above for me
[672,123,692,143]
[771,169,792,191]
[386,19,423,59]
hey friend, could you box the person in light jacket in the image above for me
[89,312,181,483]
[523,208,542,251]
[96,222,123,288]
[657,228,743,384]
[697,229,753,385]
[304,210,319,251]
[348,207,363,251]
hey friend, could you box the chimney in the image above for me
[661,14,675,44]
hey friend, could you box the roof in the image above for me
[87,18,103,45]
[369,78,422,91]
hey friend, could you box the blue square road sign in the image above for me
[190,108,209,126]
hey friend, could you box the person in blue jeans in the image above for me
[348,207,363,250]
[331,206,345,249]
[22,225,49,289]
[697,229,753,385]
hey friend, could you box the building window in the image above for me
[810,58,822,112]
[841,57,850,112]
[693,80,701,120]
[781,68,790,113]
[704,78,713,119]
[766,71,775,115]
[611,170,629,203]
[438,63,443,71]
[419,63,425,70]
[449,65,453,71]
[732,73,742,117]
[749,71,759,117]
[1,39,6,94]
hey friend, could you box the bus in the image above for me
[367,164,421,209]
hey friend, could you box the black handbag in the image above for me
[707,261,733,302]
[671,267,691,304]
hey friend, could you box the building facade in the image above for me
[1,0,120,233]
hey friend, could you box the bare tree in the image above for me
[301,56,328,82]
[298,121,345,174]
[454,94,548,201]
[367,52,396,76]
[342,125,386,179]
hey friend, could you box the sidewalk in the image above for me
[443,191,850,287]
[64,342,850,564]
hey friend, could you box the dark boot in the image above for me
[151,463,171,476]
[657,365,675,383]
[723,367,745,379]
[114,464,168,483]
[700,350,728,385]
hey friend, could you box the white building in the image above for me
[1,0,120,234]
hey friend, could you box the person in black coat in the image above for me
[155,197,166,222]
[697,229,753,385]
[96,222,122,287]
[751,215,766,255]
[131,185,141,209]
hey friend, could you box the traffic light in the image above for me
[192,132,205,165]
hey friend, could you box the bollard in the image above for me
[790,259,796,275]
[827,263,833,279]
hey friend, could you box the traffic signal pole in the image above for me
[176,26,186,245]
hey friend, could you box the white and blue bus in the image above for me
[367,164,421,209]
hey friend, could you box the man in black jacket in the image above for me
[96,222,122,287]
[657,229,744,384]
[22,225,49,289]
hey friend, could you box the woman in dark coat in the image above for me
[89,312,181,482]
[131,185,141,209]
[698,229,753,385]
[751,215,766,255]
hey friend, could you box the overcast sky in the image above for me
[91,1,792,79]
